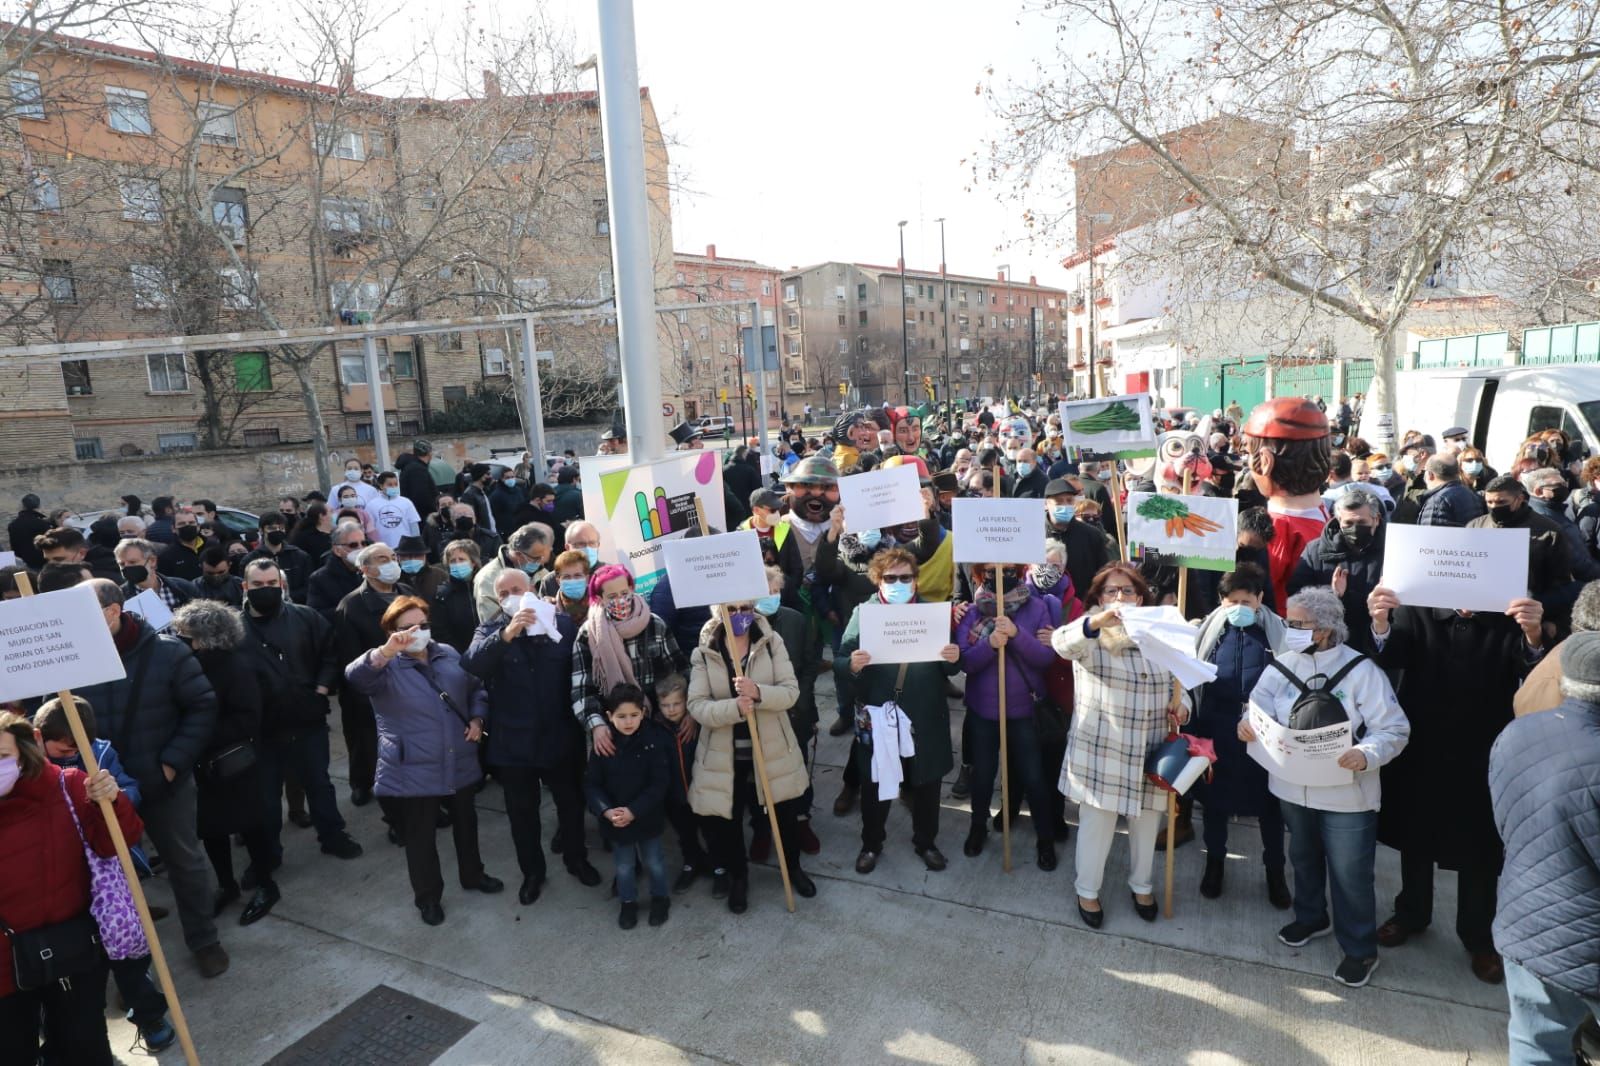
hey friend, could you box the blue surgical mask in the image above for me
[882,581,914,605]
[344,469,362,481]
[502,478,517,489]
[754,593,781,616]
[376,561,402,584]
[1050,505,1074,524]
[1462,461,1483,475]
[858,529,882,549]
[1225,603,1256,629]
[560,577,589,600]
[583,547,599,567]
[1016,462,1034,478]
[519,561,542,575]
[448,562,473,580]
[384,486,400,498]
[399,559,424,575]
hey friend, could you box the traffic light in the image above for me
[923,375,935,401]
[718,387,728,404]
[745,383,755,404]
[838,381,847,396]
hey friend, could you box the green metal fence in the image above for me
[1522,321,1600,365]
[1414,331,1510,369]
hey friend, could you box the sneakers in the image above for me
[950,765,971,800]
[1200,857,1224,899]
[1277,918,1333,947]
[127,1011,176,1053]
[1333,955,1379,988]
[320,834,363,860]
[618,901,638,930]
[194,943,230,979]
[648,897,670,927]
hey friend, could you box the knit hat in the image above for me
[1562,632,1600,687]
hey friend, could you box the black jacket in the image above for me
[244,543,313,603]
[582,718,671,844]
[334,582,414,685]
[193,574,243,607]
[1288,514,1388,654]
[411,566,479,654]
[723,460,762,508]
[119,575,200,612]
[75,619,218,801]
[1468,505,1573,601]
[461,613,582,770]
[395,452,437,520]
[156,538,205,583]
[236,603,341,735]
[306,555,362,622]
[1417,480,1486,528]
[6,509,50,568]
[1012,466,1050,499]
[85,543,121,583]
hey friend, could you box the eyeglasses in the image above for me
[342,541,370,548]
[880,573,915,584]
[1100,586,1140,601]
[1284,620,1317,630]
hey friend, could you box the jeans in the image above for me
[613,835,669,903]
[138,775,219,952]
[861,771,941,852]
[494,762,588,881]
[393,789,485,909]
[0,961,113,1065]
[261,726,346,857]
[1202,802,1286,868]
[1505,957,1600,1065]
[1393,850,1499,953]
[1280,801,1378,960]
[109,954,168,1028]
[1075,803,1162,899]
[967,715,1053,843]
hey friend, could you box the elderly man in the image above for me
[115,537,198,613]
[1289,489,1388,653]
[333,541,414,806]
[117,514,147,539]
[307,521,368,621]
[1525,467,1600,582]
[1416,455,1486,527]
[1011,447,1049,498]
[462,568,601,900]
[472,522,555,623]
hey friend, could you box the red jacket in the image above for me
[0,762,143,997]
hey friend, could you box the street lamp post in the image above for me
[898,220,910,407]
[936,217,949,412]
[997,263,1011,402]
[1083,212,1112,399]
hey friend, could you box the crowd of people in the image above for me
[4,402,1600,1064]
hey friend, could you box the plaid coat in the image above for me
[1052,617,1191,818]
[571,614,689,732]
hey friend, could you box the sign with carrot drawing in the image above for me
[1127,492,1239,572]
[1058,393,1157,459]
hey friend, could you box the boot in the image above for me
[728,876,749,914]
[950,765,972,800]
[832,783,858,817]
[1265,865,1292,910]
[618,901,638,930]
[1200,856,1224,899]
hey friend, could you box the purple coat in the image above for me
[956,590,1061,720]
[345,643,489,798]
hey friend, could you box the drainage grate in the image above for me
[265,984,477,1066]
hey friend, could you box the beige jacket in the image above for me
[687,616,805,819]
[1513,649,1563,717]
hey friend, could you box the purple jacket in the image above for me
[345,643,489,798]
[956,590,1061,720]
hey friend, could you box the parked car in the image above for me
[66,506,260,538]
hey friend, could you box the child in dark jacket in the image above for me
[655,674,716,893]
[584,684,672,929]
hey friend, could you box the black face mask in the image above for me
[265,530,287,547]
[175,524,199,540]
[1339,524,1375,550]
[119,564,149,586]
[246,586,283,615]
[1545,486,1571,506]
[1488,504,1517,525]
[203,572,230,586]
[454,516,475,533]
[279,511,297,523]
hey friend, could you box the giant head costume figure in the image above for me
[781,455,841,526]
[1242,397,1331,503]
[887,406,923,454]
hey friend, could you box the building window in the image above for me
[74,438,102,460]
[105,87,151,134]
[857,283,867,300]
[62,359,91,395]
[130,265,170,309]
[366,131,390,158]
[594,200,609,236]
[858,310,868,326]
[492,139,535,166]
[439,331,462,350]
[355,423,374,442]
[338,352,368,385]
[119,177,161,222]
[28,171,59,213]
[232,351,271,391]
[10,72,43,120]
[198,102,237,145]
[320,197,364,233]
[837,339,848,355]
[398,419,420,437]
[784,283,796,301]
[790,368,802,384]
[761,280,771,296]
[483,347,508,376]
[858,337,869,352]
[419,187,438,211]
[146,352,188,392]
[219,268,257,309]
[391,349,415,378]
[42,260,75,305]
[242,427,281,447]
[442,385,467,407]
[784,336,799,356]
[837,313,846,327]
[315,124,365,160]
[729,277,746,291]
[158,431,198,453]
[212,187,247,243]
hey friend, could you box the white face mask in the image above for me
[1281,627,1317,652]
[405,627,431,653]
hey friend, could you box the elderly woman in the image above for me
[1242,586,1409,989]
[573,564,688,756]
[688,598,815,912]
[1051,562,1190,927]
[345,595,501,925]
[550,549,592,624]
[422,539,483,654]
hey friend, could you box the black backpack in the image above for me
[1267,654,1369,730]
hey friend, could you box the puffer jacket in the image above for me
[1491,696,1600,999]
[344,642,488,798]
[1416,479,1486,528]
[686,616,804,819]
[1287,512,1387,654]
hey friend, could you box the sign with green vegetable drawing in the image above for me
[1127,492,1239,572]
[1058,393,1156,458]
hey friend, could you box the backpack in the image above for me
[1267,654,1369,731]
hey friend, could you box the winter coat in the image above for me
[1052,616,1192,818]
[395,452,438,521]
[487,480,524,535]
[411,566,480,654]
[1288,514,1388,654]
[583,720,671,844]
[816,517,944,620]
[1467,506,1573,600]
[1417,479,1486,528]
[6,508,50,568]
[955,588,1059,721]
[1529,498,1600,582]
[236,603,341,735]
[306,555,362,621]
[551,482,585,526]
[334,581,414,686]
[1186,609,1284,817]
[75,619,218,802]
[835,601,957,787]
[191,645,268,838]
[344,643,487,797]
[686,616,805,819]
[1490,697,1600,999]
[723,459,762,508]
[461,613,582,771]
[1374,606,1535,867]
[1569,489,1600,562]
[1513,649,1564,718]
[243,543,313,603]
[0,763,143,997]
[1044,518,1112,607]
[193,574,243,608]
[156,537,206,582]
[1031,574,1085,723]
[1012,466,1050,499]
[765,604,820,739]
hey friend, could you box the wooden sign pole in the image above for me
[1164,469,1195,921]
[992,469,1012,873]
[15,575,201,1066]
[1108,463,1130,564]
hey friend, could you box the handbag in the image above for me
[205,741,258,780]
[57,771,148,961]
[0,909,103,991]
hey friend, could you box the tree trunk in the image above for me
[193,351,223,450]
[287,350,333,489]
[1362,329,1401,456]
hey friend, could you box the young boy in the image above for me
[583,684,672,929]
[654,673,717,894]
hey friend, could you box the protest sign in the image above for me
[1126,492,1238,571]
[580,451,728,598]
[1059,393,1157,459]
[1381,524,1530,613]
[859,602,952,664]
[0,583,126,702]
[1246,705,1355,788]
[662,530,770,608]
[124,588,174,632]
[837,465,923,533]
[952,498,1046,564]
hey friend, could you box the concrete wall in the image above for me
[0,423,608,516]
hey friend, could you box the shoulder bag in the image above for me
[56,771,148,961]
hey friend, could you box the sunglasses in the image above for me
[880,573,915,584]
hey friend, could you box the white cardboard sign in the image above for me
[1381,524,1529,613]
[859,602,952,664]
[0,584,127,702]
[661,530,770,608]
[837,465,923,533]
[123,588,174,632]
[952,497,1046,564]
[0,551,15,568]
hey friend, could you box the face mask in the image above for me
[857,529,882,549]
[1462,461,1483,475]
[1050,505,1074,524]
[540,501,555,512]
[265,530,287,547]
[1371,466,1391,477]
[405,627,431,653]
[376,561,402,584]
[1096,469,1112,481]
[1281,627,1316,652]
[399,559,425,575]
[583,547,600,567]
[1016,462,1034,478]
[500,595,522,617]
[727,609,757,636]
[1339,524,1374,550]
[119,564,149,586]
[1032,563,1063,590]
[454,516,475,533]
[560,578,589,600]
[1546,486,1571,506]
[345,469,362,481]
[449,562,474,580]
[340,497,360,510]
[0,757,18,798]
[519,560,542,575]
[604,597,633,622]
[246,586,283,615]
[384,486,400,499]
[502,479,517,489]
[203,572,229,586]
[279,511,297,522]
[1225,604,1256,628]
[1488,504,1515,525]
[881,581,914,605]
[176,524,199,540]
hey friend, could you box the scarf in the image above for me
[967,581,1032,643]
[786,514,828,543]
[581,592,651,693]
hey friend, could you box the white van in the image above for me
[1393,365,1600,461]
[693,415,736,436]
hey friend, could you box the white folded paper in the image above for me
[518,592,560,639]
[124,587,173,632]
[1117,605,1216,689]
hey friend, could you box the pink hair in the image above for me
[587,564,633,604]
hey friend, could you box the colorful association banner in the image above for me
[1125,492,1238,572]
[581,451,727,598]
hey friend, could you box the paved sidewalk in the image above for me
[110,675,1510,1064]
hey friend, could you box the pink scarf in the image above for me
[581,592,652,693]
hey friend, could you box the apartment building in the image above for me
[666,244,782,424]
[778,261,1072,411]
[0,30,674,463]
